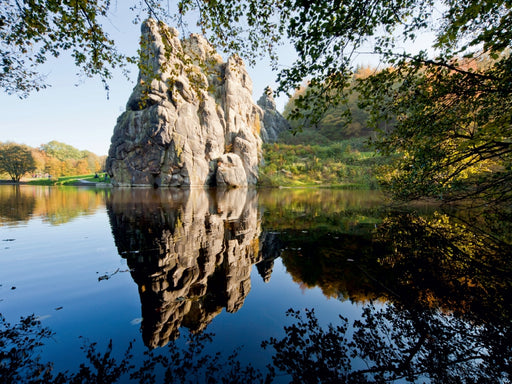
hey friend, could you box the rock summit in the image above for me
[107,19,264,187]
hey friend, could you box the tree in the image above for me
[37,141,105,176]
[40,141,83,161]
[44,156,62,177]
[282,67,377,143]
[3,1,511,203]
[30,148,47,174]
[75,158,90,175]
[0,0,135,97]
[0,143,36,182]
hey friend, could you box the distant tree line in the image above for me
[0,141,106,182]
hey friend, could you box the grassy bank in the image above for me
[8,140,382,188]
[25,174,110,186]
[258,138,383,189]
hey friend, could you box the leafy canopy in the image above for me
[0,0,284,97]
[1,0,138,97]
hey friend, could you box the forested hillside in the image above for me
[279,67,382,145]
[0,140,106,180]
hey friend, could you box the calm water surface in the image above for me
[1,185,510,383]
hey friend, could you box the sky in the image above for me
[0,5,295,156]
[0,4,436,157]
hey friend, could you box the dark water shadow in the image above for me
[2,188,511,382]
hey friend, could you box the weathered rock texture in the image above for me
[107,188,277,348]
[106,19,262,187]
[257,86,291,143]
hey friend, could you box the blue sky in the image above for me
[0,6,293,156]
[0,5,434,157]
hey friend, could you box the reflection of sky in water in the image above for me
[0,186,368,375]
[1,209,139,371]
[2,185,508,381]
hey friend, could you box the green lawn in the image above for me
[26,174,110,186]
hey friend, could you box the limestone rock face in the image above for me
[258,87,291,142]
[216,153,247,187]
[106,19,262,187]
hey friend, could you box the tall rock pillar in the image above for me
[106,19,262,187]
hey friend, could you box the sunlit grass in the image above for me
[26,174,109,186]
[259,139,386,189]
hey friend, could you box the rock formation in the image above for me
[107,188,277,348]
[106,19,262,187]
[257,86,291,143]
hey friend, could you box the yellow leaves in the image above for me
[252,113,261,135]
[354,65,375,79]
[224,143,233,153]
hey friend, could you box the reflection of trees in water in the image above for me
[374,211,512,324]
[0,313,269,384]
[35,187,106,225]
[272,200,512,323]
[107,188,277,348]
[258,188,384,235]
[3,187,511,382]
[0,185,36,223]
[268,207,512,382]
[263,302,511,383]
[0,185,105,226]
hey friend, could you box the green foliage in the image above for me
[259,139,384,188]
[40,140,84,161]
[282,67,381,141]
[0,0,285,97]
[0,0,136,97]
[367,52,512,203]
[0,143,36,182]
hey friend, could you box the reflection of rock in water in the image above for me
[256,231,283,283]
[107,188,277,348]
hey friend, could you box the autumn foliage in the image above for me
[0,140,105,180]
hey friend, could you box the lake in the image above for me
[1,185,511,383]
